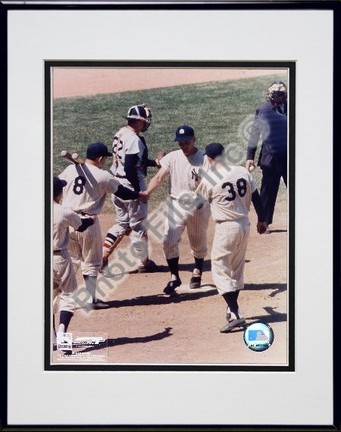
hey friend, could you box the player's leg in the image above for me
[211,221,246,332]
[260,167,281,229]
[128,200,158,273]
[162,200,186,294]
[220,221,251,332]
[80,218,109,309]
[281,154,288,187]
[102,197,131,271]
[57,252,78,333]
[52,264,61,348]
[186,203,210,289]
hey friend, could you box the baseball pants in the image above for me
[107,196,149,263]
[211,218,250,295]
[69,216,102,276]
[53,250,77,313]
[260,156,287,225]
[163,199,210,260]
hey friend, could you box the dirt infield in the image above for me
[53,198,287,366]
[53,68,285,98]
[52,68,288,366]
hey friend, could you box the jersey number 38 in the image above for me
[222,178,247,202]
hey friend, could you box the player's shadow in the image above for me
[247,307,287,324]
[104,288,217,309]
[269,229,287,233]
[244,283,286,298]
[76,327,173,354]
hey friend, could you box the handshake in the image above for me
[139,190,150,203]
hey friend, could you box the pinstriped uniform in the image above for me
[160,148,210,260]
[59,163,120,276]
[196,163,256,294]
[53,203,82,313]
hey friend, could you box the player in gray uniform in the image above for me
[141,124,210,294]
[53,177,94,339]
[196,143,267,332]
[59,142,140,309]
[102,105,162,274]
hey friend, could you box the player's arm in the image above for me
[107,177,139,201]
[251,190,267,234]
[124,153,141,192]
[246,109,261,171]
[65,210,94,233]
[146,151,167,169]
[144,167,169,198]
[114,184,139,200]
[76,217,94,232]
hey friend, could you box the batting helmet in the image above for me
[125,104,152,124]
[266,81,287,105]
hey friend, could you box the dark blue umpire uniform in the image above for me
[246,81,287,228]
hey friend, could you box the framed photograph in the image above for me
[46,61,293,370]
[3,1,339,429]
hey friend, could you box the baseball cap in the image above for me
[86,142,112,160]
[204,143,225,159]
[53,176,67,198]
[174,125,195,142]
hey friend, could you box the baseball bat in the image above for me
[72,153,85,165]
[61,150,77,164]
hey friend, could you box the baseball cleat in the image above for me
[137,259,159,273]
[163,278,182,295]
[99,266,114,277]
[85,299,110,310]
[189,268,202,289]
[220,318,246,333]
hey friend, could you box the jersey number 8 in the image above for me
[73,175,86,195]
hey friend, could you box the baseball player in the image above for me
[196,143,267,332]
[141,124,210,294]
[53,177,94,339]
[59,142,140,309]
[246,80,287,232]
[102,104,163,274]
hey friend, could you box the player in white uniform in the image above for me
[59,142,140,309]
[53,177,94,339]
[195,143,267,332]
[102,105,162,274]
[141,124,210,294]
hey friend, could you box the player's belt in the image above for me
[114,174,127,179]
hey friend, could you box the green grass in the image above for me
[52,73,287,212]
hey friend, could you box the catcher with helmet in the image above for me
[245,81,288,232]
[101,104,165,274]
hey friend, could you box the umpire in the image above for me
[245,81,287,232]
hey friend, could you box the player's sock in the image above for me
[103,233,117,256]
[222,292,240,320]
[58,311,73,333]
[194,257,204,274]
[83,275,97,303]
[167,257,180,280]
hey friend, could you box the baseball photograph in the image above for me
[48,64,291,368]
